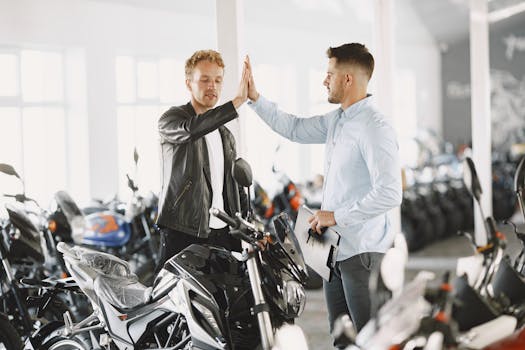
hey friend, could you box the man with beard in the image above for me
[245,43,402,346]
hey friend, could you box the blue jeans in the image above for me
[324,252,384,345]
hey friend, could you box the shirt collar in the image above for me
[341,94,373,119]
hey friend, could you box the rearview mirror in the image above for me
[233,158,253,188]
[380,247,406,294]
[393,233,409,262]
[462,157,482,202]
[0,163,21,179]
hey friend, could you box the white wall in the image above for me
[0,0,216,202]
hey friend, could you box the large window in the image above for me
[0,49,67,207]
[243,64,304,195]
[115,56,188,197]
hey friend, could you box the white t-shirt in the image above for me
[204,129,226,229]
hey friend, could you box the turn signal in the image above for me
[48,220,57,233]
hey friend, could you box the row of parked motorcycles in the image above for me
[333,155,525,349]
[0,157,310,350]
[401,151,518,252]
[3,143,525,349]
[0,151,160,349]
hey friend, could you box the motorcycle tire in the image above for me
[0,312,23,350]
[40,327,91,350]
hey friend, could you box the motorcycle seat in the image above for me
[57,243,153,310]
[58,242,134,278]
[94,275,152,310]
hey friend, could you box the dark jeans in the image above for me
[155,226,241,273]
[324,252,384,348]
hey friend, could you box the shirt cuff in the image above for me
[247,95,266,109]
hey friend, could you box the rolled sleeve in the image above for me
[248,95,328,144]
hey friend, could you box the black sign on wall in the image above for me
[442,13,525,152]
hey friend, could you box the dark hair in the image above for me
[326,43,374,80]
[185,50,225,78]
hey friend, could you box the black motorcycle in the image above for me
[25,159,309,350]
[0,201,72,339]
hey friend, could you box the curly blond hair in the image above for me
[185,50,225,79]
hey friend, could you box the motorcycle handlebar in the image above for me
[210,208,263,247]
[210,208,239,229]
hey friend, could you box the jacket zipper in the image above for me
[173,180,193,208]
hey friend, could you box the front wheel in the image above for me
[0,312,23,350]
[40,327,91,350]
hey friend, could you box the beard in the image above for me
[326,84,343,104]
[327,93,340,104]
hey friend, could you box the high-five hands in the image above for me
[232,55,260,109]
[232,59,249,109]
[245,55,259,102]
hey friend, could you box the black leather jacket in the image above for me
[157,101,247,238]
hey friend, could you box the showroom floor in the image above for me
[296,216,525,349]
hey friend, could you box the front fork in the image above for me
[243,242,274,350]
[140,214,158,262]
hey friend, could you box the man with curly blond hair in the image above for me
[156,50,249,269]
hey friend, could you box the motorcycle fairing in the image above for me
[54,191,83,222]
[270,213,308,284]
[452,274,499,331]
[491,256,525,306]
[5,202,44,263]
[165,244,261,349]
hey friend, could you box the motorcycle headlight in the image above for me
[282,280,306,317]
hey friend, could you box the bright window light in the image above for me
[159,59,177,103]
[0,48,68,207]
[116,56,181,197]
[244,64,305,194]
[116,56,136,103]
[117,105,161,196]
[0,54,18,97]
[0,107,23,212]
[21,50,63,102]
[22,107,67,203]
[137,61,159,99]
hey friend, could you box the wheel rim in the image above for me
[48,339,86,350]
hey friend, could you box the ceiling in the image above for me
[410,0,525,46]
[87,0,525,48]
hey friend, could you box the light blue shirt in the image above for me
[248,95,402,261]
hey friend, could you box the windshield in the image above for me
[5,202,41,240]
[271,213,308,282]
[54,191,83,221]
